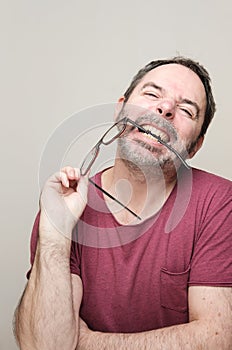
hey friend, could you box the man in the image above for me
[14,57,232,349]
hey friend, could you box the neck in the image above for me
[101,157,177,224]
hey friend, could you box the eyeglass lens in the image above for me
[80,146,99,176]
[80,120,126,176]
[101,120,126,144]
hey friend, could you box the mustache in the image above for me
[119,109,178,142]
[117,107,191,169]
[135,114,178,142]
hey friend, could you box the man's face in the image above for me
[117,63,207,169]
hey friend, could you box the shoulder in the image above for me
[189,168,231,231]
[182,168,232,221]
[191,168,231,195]
[192,167,231,185]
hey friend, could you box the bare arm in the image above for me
[14,167,88,350]
[78,286,232,350]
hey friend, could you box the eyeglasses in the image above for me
[80,117,190,220]
[80,117,130,176]
[80,117,142,220]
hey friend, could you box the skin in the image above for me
[14,167,88,350]
[14,64,232,350]
[118,63,206,162]
[101,64,206,223]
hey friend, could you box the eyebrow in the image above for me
[141,82,164,92]
[141,82,200,118]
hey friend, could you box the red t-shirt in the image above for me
[28,168,232,333]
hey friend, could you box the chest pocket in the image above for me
[160,265,190,313]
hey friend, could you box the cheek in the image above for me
[173,120,199,143]
[127,96,151,109]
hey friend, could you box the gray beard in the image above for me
[116,106,199,176]
[117,136,189,178]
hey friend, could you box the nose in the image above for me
[155,100,175,119]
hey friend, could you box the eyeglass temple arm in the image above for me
[124,118,190,170]
[88,178,141,220]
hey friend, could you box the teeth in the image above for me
[142,125,169,142]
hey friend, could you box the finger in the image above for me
[60,167,77,189]
[74,167,81,179]
[79,318,88,328]
[76,173,89,203]
[61,166,78,180]
[60,171,69,188]
[68,168,81,190]
[60,168,81,190]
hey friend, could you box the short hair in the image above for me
[123,57,216,137]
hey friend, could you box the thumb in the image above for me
[76,172,89,205]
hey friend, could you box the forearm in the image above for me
[15,223,78,350]
[78,320,230,350]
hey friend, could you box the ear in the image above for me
[188,136,204,159]
[113,96,125,121]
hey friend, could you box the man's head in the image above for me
[116,57,216,172]
[123,57,216,138]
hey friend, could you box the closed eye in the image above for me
[178,98,199,120]
[180,107,194,118]
[141,83,163,100]
[144,92,159,98]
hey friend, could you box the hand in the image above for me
[78,318,93,349]
[39,166,89,237]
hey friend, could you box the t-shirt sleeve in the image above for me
[189,181,232,286]
[27,212,81,278]
[26,212,40,279]
[70,226,81,276]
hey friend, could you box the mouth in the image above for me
[138,124,170,144]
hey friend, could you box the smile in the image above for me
[139,124,170,143]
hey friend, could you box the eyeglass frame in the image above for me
[80,117,130,176]
[80,117,142,220]
[80,116,189,176]
[79,116,190,221]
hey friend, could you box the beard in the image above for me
[117,136,186,175]
[116,107,198,175]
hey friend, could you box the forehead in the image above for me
[138,63,206,111]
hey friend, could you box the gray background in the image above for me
[1,1,231,349]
